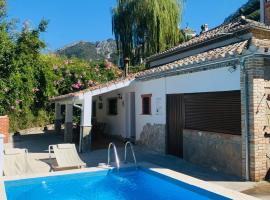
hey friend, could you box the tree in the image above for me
[0,0,6,19]
[0,0,14,115]
[0,0,124,131]
[6,19,51,128]
[112,0,184,65]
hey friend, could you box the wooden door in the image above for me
[125,92,136,141]
[166,94,184,158]
[130,92,136,141]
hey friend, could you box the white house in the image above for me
[51,17,270,181]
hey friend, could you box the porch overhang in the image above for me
[50,76,135,105]
[50,76,135,152]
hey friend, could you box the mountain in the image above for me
[224,0,260,23]
[56,39,118,64]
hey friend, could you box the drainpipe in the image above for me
[241,57,250,181]
[73,104,83,153]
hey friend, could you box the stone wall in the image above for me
[183,129,242,177]
[263,56,270,180]
[139,123,166,153]
[81,126,92,152]
[64,122,73,143]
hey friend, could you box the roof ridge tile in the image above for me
[147,18,269,61]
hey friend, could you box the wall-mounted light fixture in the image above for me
[98,96,103,101]
[118,94,122,100]
[228,66,237,73]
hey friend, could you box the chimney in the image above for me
[200,24,208,34]
[261,0,270,25]
[124,57,130,77]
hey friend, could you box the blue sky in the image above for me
[7,0,248,51]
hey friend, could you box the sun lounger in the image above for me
[3,148,33,176]
[49,144,86,171]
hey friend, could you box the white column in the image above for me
[64,104,73,143]
[81,93,92,126]
[79,93,92,152]
[0,134,4,176]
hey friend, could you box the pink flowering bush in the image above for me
[72,80,83,90]
[51,56,123,95]
[105,59,113,69]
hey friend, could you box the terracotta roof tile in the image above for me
[137,40,249,78]
[147,18,269,61]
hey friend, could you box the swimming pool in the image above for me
[4,167,231,200]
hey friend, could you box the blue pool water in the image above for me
[5,168,231,200]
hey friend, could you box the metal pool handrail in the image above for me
[124,141,137,165]
[107,142,120,169]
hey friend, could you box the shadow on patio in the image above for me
[9,129,125,154]
[10,130,63,153]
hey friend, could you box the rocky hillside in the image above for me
[224,0,260,23]
[56,39,118,64]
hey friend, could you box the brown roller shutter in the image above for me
[184,91,241,135]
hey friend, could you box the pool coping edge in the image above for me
[0,162,259,200]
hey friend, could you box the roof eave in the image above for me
[50,93,82,103]
[146,27,252,64]
[50,77,136,103]
[139,57,241,81]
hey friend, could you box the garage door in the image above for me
[166,91,241,158]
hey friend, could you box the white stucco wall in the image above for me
[134,78,167,140]
[93,83,136,138]
[94,89,126,138]
[134,66,240,141]
[165,66,240,94]
[93,66,240,142]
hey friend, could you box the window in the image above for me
[184,91,241,135]
[92,101,96,118]
[141,94,152,115]
[108,98,118,115]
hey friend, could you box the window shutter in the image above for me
[184,91,241,135]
